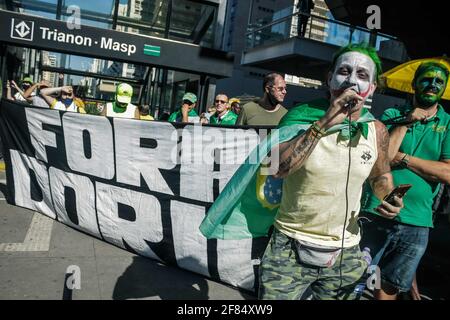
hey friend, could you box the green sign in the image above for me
[144,44,160,57]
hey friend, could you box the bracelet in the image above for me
[400,153,410,167]
[310,121,326,138]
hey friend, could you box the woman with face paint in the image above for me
[258,43,403,300]
[359,62,450,300]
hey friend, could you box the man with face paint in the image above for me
[258,43,403,300]
[236,73,288,126]
[359,62,450,300]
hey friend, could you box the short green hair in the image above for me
[330,43,382,83]
[413,62,449,83]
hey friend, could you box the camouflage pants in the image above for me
[259,228,368,300]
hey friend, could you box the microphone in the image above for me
[344,99,358,109]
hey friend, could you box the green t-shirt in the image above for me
[236,101,287,126]
[361,104,450,227]
[168,109,199,123]
[210,111,238,125]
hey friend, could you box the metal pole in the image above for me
[112,0,120,30]
[165,0,173,39]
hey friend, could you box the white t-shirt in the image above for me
[51,100,78,112]
[31,96,50,108]
[14,91,35,102]
[106,102,137,119]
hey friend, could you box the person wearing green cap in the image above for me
[8,77,33,102]
[258,43,403,300]
[168,92,200,123]
[101,83,139,119]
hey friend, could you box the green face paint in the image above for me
[414,68,448,107]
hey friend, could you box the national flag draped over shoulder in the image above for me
[199,99,376,240]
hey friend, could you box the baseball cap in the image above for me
[22,77,33,84]
[116,83,133,104]
[182,92,197,104]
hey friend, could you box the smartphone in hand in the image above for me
[383,184,412,205]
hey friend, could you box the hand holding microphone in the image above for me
[318,90,364,130]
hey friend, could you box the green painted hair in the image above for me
[413,62,449,83]
[330,43,382,83]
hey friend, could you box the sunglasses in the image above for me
[270,86,287,92]
[215,100,228,104]
[183,100,194,106]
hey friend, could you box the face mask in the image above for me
[329,52,376,99]
[61,98,73,106]
[414,68,448,107]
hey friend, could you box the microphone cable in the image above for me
[338,108,353,294]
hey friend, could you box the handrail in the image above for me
[245,10,397,41]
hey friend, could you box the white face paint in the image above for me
[329,52,376,99]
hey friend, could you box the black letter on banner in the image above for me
[29,169,43,202]
[82,130,92,159]
[114,120,176,195]
[10,150,55,218]
[49,167,100,237]
[25,108,62,163]
[95,182,164,259]
[62,113,115,179]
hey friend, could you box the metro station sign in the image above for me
[0,10,233,78]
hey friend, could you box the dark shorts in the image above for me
[259,228,368,300]
[359,212,429,292]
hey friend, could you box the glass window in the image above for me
[60,0,115,29]
[7,0,58,20]
[116,0,217,47]
[116,0,170,38]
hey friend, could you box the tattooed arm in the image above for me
[274,127,322,178]
[368,121,403,218]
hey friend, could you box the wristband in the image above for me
[310,121,326,138]
[400,153,410,167]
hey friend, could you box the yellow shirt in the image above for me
[275,122,378,248]
[139,114,154,121]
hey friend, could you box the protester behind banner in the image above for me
[21,79,52,108]
[230,98,241,115]
[169,92,200,123]
[236,73,288,126]
[40,85,85,113]
[138,104,154,121]
[210,94,238,125]
[102,83,139,119]
[10,77,34,102]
